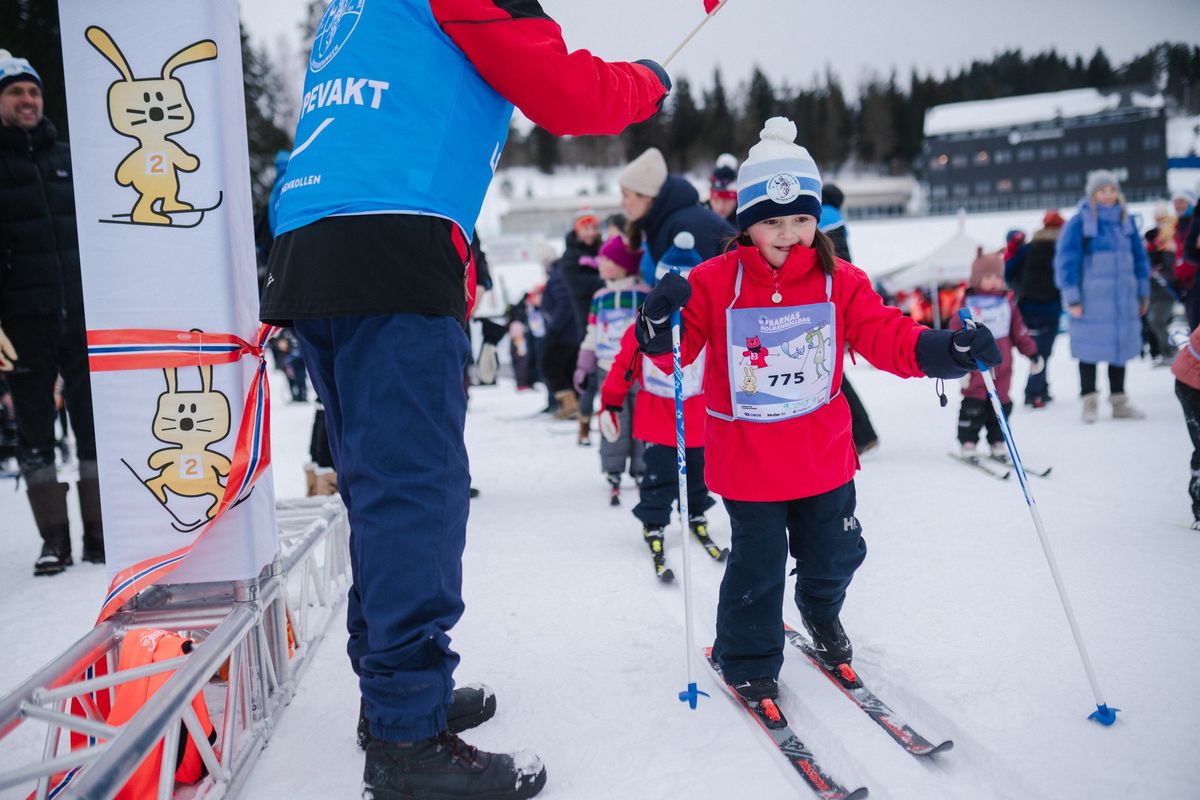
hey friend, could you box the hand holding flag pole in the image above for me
[663,0,729,68]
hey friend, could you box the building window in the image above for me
[1017,147,1035,162]
[975,150,989,165]
[1086,139,1104,155]
[1064,172,1083,187]
[1018,177,1037,192]
[931,185,948,199]
[1040,174,1059,189]
[1142,133,1162,150]
[1144,163,1164,179]
[994,149,1012,164]
[951,154,968,168]
[1039,144,1058,160]
[1062,141,1081,157]
[1109,136,1127,153]
[996,179,1014,193]
[931,153,949,171]
[952,183,969,197]
[975,181,992,195]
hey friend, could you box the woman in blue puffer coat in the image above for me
[1054,170,1150,423]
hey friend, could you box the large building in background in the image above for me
[921,86,1168,214]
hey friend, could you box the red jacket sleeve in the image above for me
[430,0,667,135]
[840,265,925,378]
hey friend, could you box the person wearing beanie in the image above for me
[618,147,735,288]
[705,153,739,226]
[559,208,605,349]
[1,50,105,576]
[654,230,704,282]
[1054,171,1151,422]
[1006,210,1065,407]
[1144,204,1180,363]
[1173,190,1200,328]
[575,235,650,477]
[632,117,1001,702]
[952,248,1040,460]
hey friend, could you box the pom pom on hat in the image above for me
[736,116,822,231]
[0,50,41,93]
[656,231,703,280]
[618,147,668,197]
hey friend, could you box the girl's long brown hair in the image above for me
[728,228,839,276]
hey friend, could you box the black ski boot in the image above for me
[29,481,72,576]
[642,526,673,582]
[363,732,546,800]
[606,472,621,506]
[78,473,105,564]
[802,615,853,667]
[358,685,497,750]
[688,515,728,561]
[730,676,786,728]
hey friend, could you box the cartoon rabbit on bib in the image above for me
[85,26,216,225]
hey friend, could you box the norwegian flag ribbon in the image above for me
[91,323,281,624]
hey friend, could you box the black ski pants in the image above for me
[4,313,96,474]
[1176,380,1200,522]
[957,397,1012,446]
[712,480,866,684]
[633,443,714,529]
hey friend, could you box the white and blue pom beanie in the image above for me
[0,50,42,93]
[736,117,822,231]
[655,231,703,280]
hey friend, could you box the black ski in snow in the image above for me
[783,625,953,758]
[705,648,869,800]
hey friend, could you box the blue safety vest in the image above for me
[274,0,514,236]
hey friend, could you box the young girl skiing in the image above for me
[635,117,1000,705]
[574,235,651,498]
[600,234,722,581]
[952,248,1041,461]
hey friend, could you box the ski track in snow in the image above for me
[2,296,1198,796]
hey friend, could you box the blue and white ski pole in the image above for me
[958,307,1118,725]
[673,274,708,710]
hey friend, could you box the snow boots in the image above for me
[29,480,72,576]
[802,615,853,667]
[78,475,105,564]
[357,685,498,751]
[363,731,546,800]
[552,390,578,421]
[577,415,591,447]
[642,525,673,582]
[731,676,779,703]
[1109,393,1145,420]
[1081,392,1099,424]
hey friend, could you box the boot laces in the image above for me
[435,731,479,765]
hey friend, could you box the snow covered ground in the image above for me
[2,336,1195,799]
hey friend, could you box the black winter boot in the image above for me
[28,481,72,576]
[363,732,546,800]
[358,685,498,751]
[802,615,853,667]
[78,476,105,564]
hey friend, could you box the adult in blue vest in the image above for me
[1054,170,1150,424]
[260,3,668,797]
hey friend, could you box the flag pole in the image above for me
[662,0,729,68]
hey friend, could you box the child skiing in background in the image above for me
[951,248,1042,462]
[574,236,651,500]
[600,236,723,581]
[634,117,1000,709]
[1172,325,1200,530]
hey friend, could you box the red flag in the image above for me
[704,0,722,12]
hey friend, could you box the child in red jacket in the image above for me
[951,249,1042,461]
[634,117,999,707]
[600,238,723,581]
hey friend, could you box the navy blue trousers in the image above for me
[633,443,714,529]
[1019,304,1060,403]
[713,481,866,684]
[295,314,470,742]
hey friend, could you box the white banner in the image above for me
[58,0,277,587]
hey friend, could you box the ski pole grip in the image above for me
[956,307,990,373]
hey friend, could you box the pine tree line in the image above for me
[503,43,1200,176]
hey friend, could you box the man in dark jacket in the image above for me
[558,210,603,342]
[1006,210,1064,406]
[260,4,669,796]
[0,51,104,576]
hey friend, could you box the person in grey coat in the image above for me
[1054,170,1150,423]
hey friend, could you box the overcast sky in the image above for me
[242,0,1200,101]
